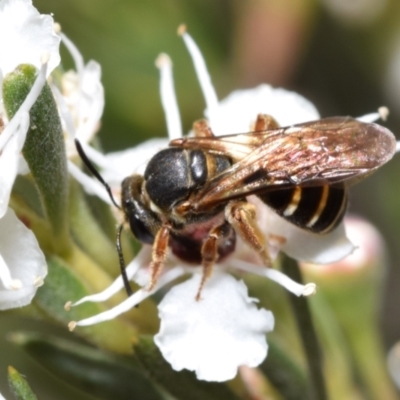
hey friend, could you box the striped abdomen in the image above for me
[259,185,347,233]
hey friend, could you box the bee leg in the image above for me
[254,114,279,131]
[225,201,272,267]
[147,224,170,291]
[193,119,215,137]
[196,224,227,301]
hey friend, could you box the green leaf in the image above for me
[3,64,70,252]
[34,256,138,354]
[9,332,164,400]
[134,336,241,400]
[7,366,39,400]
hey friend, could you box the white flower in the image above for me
[51,30,104,158]
[68,27,387,381]
[0,0,59,308]
[68,24,396,381]
[0,0,60,77]
[155,272,274,382]
[67,30,318,381]
[0,0,60,215]
[50,29,127,206]
[0,208,46,309]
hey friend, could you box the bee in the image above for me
[75,114,396,299]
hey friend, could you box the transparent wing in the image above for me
[171,117,396,212]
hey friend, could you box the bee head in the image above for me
[144,148,207,211]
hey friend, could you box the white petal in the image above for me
[0,0,60,76]
[56,33,104,159]
[0,253,21,290]
[279,218,354,264]
[249,196,355,264]
[0,208,47,309]
[155,271,274,382]
[75,60,104,143]
[56,64,104,156]
[206,84,320,136]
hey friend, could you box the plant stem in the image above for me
[282,255,327,400]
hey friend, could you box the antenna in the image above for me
[74,139,133,297]
[74,139,121,209]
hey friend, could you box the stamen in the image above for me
[357,106,389,123]
[33,276,44,287]
[69,254,143,307]
[156,54,182,140]
[230,260,316,297]
[378,106,389,120]
[60,33,84,77]
[70,266,185,327]
[68,321,77,331]
[0,59,48,152]
[59,33,87,128]
[302,283,317,296]
[178,25,219,114]
[67,160,114,205]
[53,22,61,34]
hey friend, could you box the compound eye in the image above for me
[190,150,207,186]
[129,213,155,245]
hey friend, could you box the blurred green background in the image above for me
[1,0,400,398]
